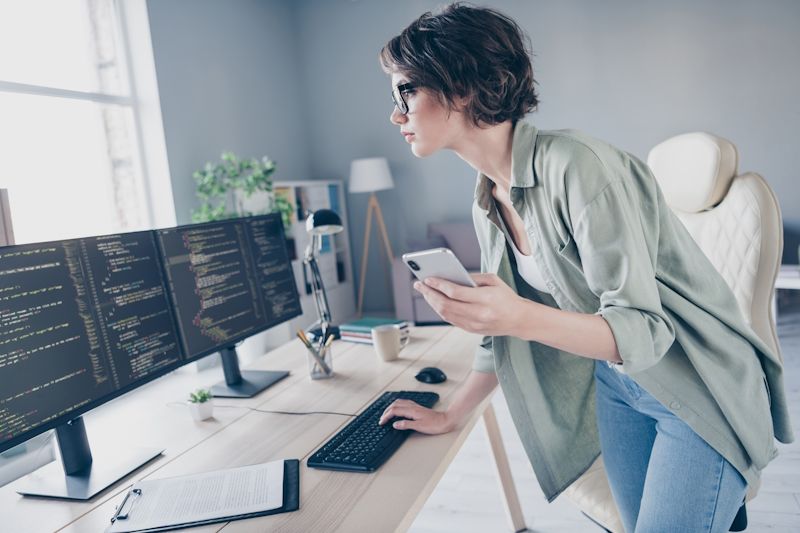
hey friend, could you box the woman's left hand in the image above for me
[414,273,526,336]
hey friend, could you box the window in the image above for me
[0,0,173,245]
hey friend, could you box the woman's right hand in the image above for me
[377,399,455,435]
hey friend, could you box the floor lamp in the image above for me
[349,157,395,317]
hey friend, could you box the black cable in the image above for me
[166,401,355,417]
[217,405,356,417]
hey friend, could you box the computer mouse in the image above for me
[415,366,447,384]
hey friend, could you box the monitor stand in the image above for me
[16,417,162,500]
[210,346,289,398]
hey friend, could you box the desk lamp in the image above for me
[349,157,395,317]
[304,208,344,340]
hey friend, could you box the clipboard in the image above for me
[106,459,300,533]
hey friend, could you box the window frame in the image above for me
[0,0,176,235]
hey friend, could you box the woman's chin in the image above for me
[410,142,433,158]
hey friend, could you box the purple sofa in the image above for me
[392,221,481,324]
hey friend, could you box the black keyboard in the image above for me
[307,390,439,472]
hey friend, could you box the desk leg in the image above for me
[482,402,527,533]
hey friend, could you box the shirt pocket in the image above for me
[555,234,582,272]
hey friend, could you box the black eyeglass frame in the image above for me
[391,83,416,115]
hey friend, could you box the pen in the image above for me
[298,329,332,375]
[297,330,327,373]
[319,324,328,353]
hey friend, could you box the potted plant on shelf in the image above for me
[187,388,214,421]
[191,151,296,256]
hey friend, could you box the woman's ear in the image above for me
[453,95,470,112]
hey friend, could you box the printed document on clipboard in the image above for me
[107,460,285,533]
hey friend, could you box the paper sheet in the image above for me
[107,460,284,533]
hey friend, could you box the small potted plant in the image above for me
[187,388,214,421]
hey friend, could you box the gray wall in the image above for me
[147,0,310,224]
[149,0,800,314]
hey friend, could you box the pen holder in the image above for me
[306,343,334,380]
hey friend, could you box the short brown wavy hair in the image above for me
[380,2,539,127]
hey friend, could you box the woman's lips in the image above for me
[403,132,415,142]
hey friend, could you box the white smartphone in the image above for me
[402,247,478,288]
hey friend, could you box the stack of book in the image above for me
[339,317,410,344]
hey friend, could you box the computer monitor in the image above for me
[0,214,302,499]
[156,213,302,398]
[0,231,182,499]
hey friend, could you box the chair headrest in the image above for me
[646,132,738,213]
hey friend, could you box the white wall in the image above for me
[146,0,311,224]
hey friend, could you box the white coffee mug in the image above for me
[371,324,410,362]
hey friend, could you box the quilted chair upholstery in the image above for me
[564,132,783,532]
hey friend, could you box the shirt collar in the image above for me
[474,121,539,212]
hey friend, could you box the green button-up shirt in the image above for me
[471,121,794,502]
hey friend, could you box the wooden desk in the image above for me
[0,326,525,532]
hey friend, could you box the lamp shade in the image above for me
[305,209,343,235]
[348,157,394,193]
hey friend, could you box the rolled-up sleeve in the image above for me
[572,179,675,374]
[472,335,495,373]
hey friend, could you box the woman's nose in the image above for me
[390,106,406,125]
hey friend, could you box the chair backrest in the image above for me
[647,132,783,359]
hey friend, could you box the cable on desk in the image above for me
[166,402,355,417]
[218,405,356,417]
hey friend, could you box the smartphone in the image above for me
[402,247,477,288]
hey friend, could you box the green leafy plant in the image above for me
[188,388,213,404]
[191,152,277,223]
[273,193,294,234]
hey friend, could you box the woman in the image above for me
[376,3,793,532]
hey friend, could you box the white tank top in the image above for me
[495,205,550,293]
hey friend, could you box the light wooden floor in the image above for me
[410,307,800,533]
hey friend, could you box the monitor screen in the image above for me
[156,213,301,360]
[242,214,303,328]
[0,232,181,450]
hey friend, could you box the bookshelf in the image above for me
[249,180,356,353]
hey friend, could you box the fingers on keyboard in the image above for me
[380,404,418,425]
[380,400,409,424]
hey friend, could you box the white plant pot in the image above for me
[188,400,214,421]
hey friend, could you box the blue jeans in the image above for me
[593,360,747,533]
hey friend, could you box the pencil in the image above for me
[296,329,312,349]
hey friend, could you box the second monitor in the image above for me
[157,213,302,397]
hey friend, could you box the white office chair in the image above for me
[564,132,783,532]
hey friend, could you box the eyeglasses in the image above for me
[391,83,416,115]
